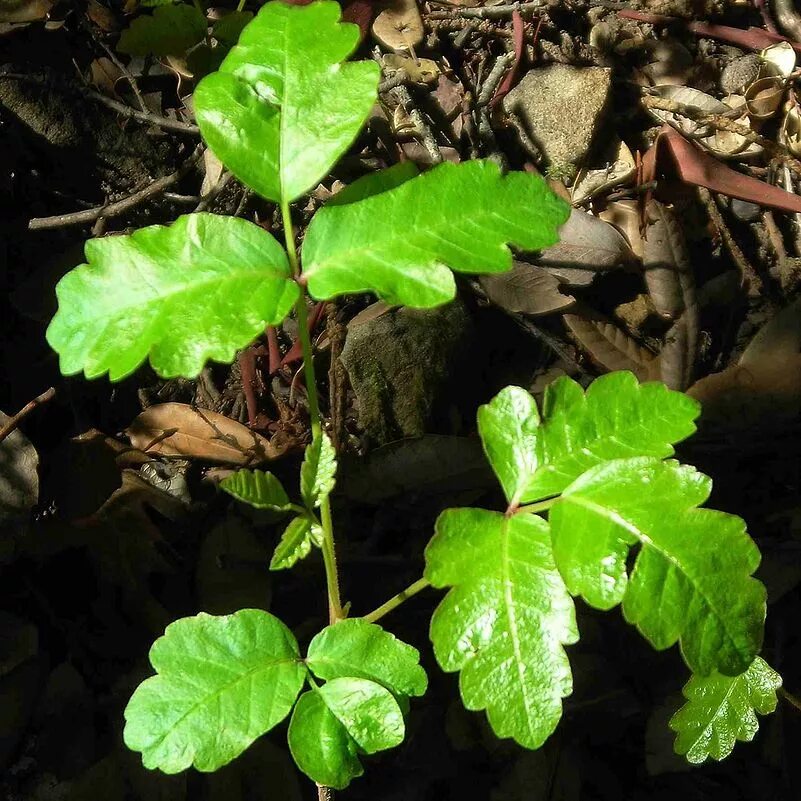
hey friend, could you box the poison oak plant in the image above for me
[44,0,781,792]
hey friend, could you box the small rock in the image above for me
[720,54,762,95]
[340,299,474,445]
[503,64,612,172]
[730,198,762,222]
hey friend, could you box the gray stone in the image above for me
[503,64,612,172]
[340,299,474,446]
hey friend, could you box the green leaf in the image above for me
[302,160,570,308]
[288,678,405,789]
[46,213,298,381]
[270,515,320,571]
[307,619,427,699]
[525,372,699,502]
[550,457,765,675]
[326,162,419,207]
[477,386,539,506]
[194,1,379,204]
[300,432,336,510]
[670,657,781,763]
[118,4,207,57]
[123,609,306,772]
[425,509,578,749]
[220,469,292,511]
[212,10,253,47]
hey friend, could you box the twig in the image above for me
[427,1,546,19]
[698,187,764,294]
[780,686,801,713]
[378,68,410,94]
[317,786,334,801]
[87,89,200,136]
[477,50,516,107]
[391,84,443,164]
[0,388,56,444]
[97,40,147,113]
[29,144,205,230]
[194,170,234,212]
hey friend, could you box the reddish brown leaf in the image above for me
[491,10,525,106]
[342,0,374,38]
[643,126,801,213]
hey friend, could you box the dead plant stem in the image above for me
[0,387,56,444]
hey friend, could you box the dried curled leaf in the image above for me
[479,262,575,316]
[127,404,282,465]
[564,312,659,381]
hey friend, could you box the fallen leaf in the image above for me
[564,311,659,380]
[88,57,124,96]
[643,125,801,213]
[372,0,423,50]
[537,208,637,287]
[780,104,801,156]
[342,0,373,39]
[491,10,524,106]
[127,403,282,465]
[382,53,439,84]
[598,199,643,257]
[761,41,797,77]
[571,137,636,205]
[480,261,575,315]
[744,76,784,120]
[0,412,38,523]
[0,0,52,22]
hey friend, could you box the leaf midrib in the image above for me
[561,493,743,656]
[148,655,302,752]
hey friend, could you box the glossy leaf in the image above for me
[194,1,379,204]
[288,678,405,789]
[212,10,253,46]
[302,160,570,308]
[47,213,298,380]
[124,609,305,772]
[300,432,336,510]
[550,457,765,675]
[525,372,699,502]
[670,657,781,763]
[477,386,540,507]
[326,162,419,207]
[425,509,578,749]
[118,4,207,57]
[270,515,321,571]
[220,469,292,511]
[307,619,427,699]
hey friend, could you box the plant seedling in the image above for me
[46,0,779,792]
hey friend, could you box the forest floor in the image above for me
[2,0,801,798]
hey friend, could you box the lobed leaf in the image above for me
[300,432,337,510]
[425,509,578,749]
[118,4,207,57]
[525,372,699,502]
[288,678,405,789]
[670,657,781,763]
[302,160,570,308]
[307,619,427,699]
[46,213,298,381]
[123,609,306,772]
[220,469,292,511]
[550,457,765,675]
[476,385,540,507]
[194,1,379,204]
[270,515,321,570]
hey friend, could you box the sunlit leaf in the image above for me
[302,160,570,308]
[123,610,306,772]
[270,515,321,571]
[194,1,379,204]
[307,619,427,699]
[287,678,404,789]
[670,657,781,763]
[46,213,298,381]
[300,432,336,510]
[220,469,292,511]
[550,457,765,675]
[425,509,577,749]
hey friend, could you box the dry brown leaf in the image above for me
[643,199,692,319]
[372,0,423,50]
[127,404,283,465]
[571,138,636,205]
[744,76,784,120]
[0,0,52,22]
[89,57,123,97]
[564,312,659,381]
[598,199,644,257]
[382,53,439,84]
[537,209,637,287]
[480,262,575,316]
[740,296,801,366]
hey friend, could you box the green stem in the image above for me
[236,0,246,10]
[780,687,801,713]
[281,201,344,625]
[516,497,558,515]
[361,578,431,624]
